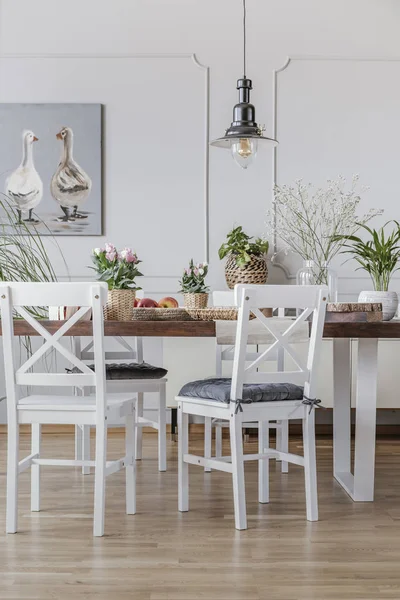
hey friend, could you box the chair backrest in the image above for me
[0,282,108,414]
[212,289,285,376]
[76,288,144,364]
[231,284,327,401]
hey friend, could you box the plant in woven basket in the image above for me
[219,226,269,288]
[90,243,143,290]
[178,259,209,308]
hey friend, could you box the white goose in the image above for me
[6,130,43,224]
[51,126,92,221]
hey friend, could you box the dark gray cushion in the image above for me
[178,378,303,405]
[68,362,167,380]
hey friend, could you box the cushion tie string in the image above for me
[232,399,243,414]
[302,395,324,414]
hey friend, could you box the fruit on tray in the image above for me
[158,297,179,308]
[137,298,159,308]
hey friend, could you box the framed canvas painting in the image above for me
[0,103,102,235]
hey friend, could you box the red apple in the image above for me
[137,298,159,308]
[158,296,179,309]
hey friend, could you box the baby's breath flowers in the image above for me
[267,175,383,279]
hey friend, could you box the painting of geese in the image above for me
[0,103,102,235]
[5,130,43,224]
[51,126,92,222]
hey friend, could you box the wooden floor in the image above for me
[1,432,400,600]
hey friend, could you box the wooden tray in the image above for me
[326,302,383,322]
[132,308,193,321]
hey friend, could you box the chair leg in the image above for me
[158,384,167,472]
[230,412,247,530]
[82,425,91,475]
[303,407,318,522]
[178,403,189,512]
[215,423,223,458]
[125,408,136,515]
[135,392,144,460]
[204,416,212,472]
[31,423,41,512]
[258,420,269,504]
[75,424,82,460]
[6,416,19,534]
[280,420,289,474]
[93,420,108,537]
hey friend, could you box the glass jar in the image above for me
[296,260,338,302]
[317,263,338,303]
[296,260,316,287]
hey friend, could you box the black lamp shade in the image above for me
[210,79,277,148]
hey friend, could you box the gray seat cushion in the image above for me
[68,362,167,380]
[178,378,304,405]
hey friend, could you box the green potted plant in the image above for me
[91,244,143,320]
[335,221,400,320]
[218,226,269,289]
[178,259,209,308]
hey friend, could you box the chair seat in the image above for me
[17,393,135,411]
[178,378,304,405]
[68,362,167,380]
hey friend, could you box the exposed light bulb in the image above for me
[230,138,258,169]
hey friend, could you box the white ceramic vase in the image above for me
[358,290,398,321]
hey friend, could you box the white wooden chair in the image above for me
[177,284,327,529]
[0,282,136,537]
[204,290,289,473]
[74,334,167,473]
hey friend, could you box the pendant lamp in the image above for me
[210,0,277,169]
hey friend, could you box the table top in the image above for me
[2,319,400,338]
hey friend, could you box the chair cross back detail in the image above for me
[0,282,108,394]
[230,285,327,400]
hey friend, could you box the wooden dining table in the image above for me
[2,318,400,503]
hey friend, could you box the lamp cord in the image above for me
[243,0,247,78]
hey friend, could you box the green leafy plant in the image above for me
[91,244,143,290]
[178,259,209,293]
[218,226,269,268]
[0,196,68,318]
[334,221,400,291]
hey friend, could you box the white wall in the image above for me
[1,0,400,419]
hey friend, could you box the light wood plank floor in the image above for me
[1,432,400,600]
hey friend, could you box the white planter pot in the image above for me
[358,290,398,321]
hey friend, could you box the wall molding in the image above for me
[271,55,400,279]
[0,52,210,274]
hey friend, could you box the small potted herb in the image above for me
[218,226,269,289]
[178,259,209,308]
[335,221,400,320]
[91,244,143,320]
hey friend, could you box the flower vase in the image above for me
[104,289,136,321]
[296,260,338,302]
[183,293,209,309]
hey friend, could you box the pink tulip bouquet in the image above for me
[178,259,209,293]
[91,243,143,290]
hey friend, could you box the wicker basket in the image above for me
[132,308,193,321]
[104,289,135,321]
[225,253,268,289]
[183,293,209,309]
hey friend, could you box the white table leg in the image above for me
[353,338,378,501]
[333,337,378,501]
[333,339,351,486]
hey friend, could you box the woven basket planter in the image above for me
[183,293,209,309]
[225,253,268,289]
[104,289,135,321]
